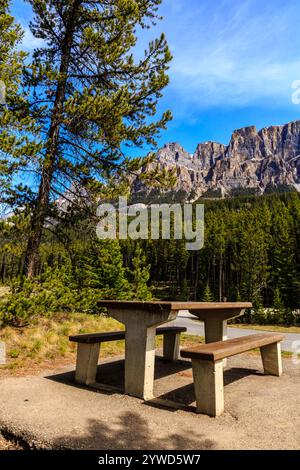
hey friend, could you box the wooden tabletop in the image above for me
[98,300,252,312]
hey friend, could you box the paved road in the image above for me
[171,311,300,353]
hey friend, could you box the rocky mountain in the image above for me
[132,120,300,200]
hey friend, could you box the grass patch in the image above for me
[0,312,124,376]
[0,312,205,376]
[229,323,300,334]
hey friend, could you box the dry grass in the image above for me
[1,309,293,379]
[0,312,204,377]
[230,323,300,334]
[0,433,22,450]
[0,286,10,299]
[0,312,125,377]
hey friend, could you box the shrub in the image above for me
[0,264,100,325]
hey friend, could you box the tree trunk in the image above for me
[219,254,223,302]
[1,254,6,283]
[23,1,80,278]
[193,253,199,300]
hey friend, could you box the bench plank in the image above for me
[69,326,186,344]
[70,331,125,344]
[181,333,284,361]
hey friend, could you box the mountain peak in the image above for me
[134,120,300,200]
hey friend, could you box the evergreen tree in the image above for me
[271,205,300,308]
[251,291,266,324]
[202,283,214,302]
[0,1,173,278]
[130,244,152,300]
[273,287,285,311]
[269,287,285,324]
[74,238,132,299]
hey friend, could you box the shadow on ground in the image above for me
[46,356,261,408]
[50,411,216,450]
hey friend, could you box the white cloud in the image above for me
[19,25,44,51]
[158,0,300,108]
[14,0,300,111]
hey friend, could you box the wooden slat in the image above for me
[69,326,186,344]
[181,333,284,361]
[97,300,252,312]
[69,331,125,344]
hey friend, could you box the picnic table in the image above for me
[97,301,252,400]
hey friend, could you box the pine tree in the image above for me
[130,244,152,300]
[269,287,285,324]
[1,1,173,278]
[73,238,131,299]
[271,205,300,308]
[273,288,284,311]
[202,283,214,302]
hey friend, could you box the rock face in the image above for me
[133,120,300,199]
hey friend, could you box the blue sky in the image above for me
[11,0,300,154]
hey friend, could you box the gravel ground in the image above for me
[0,353,299,450]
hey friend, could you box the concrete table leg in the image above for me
[107,308,178,400]
[204,318,228,343]
[124,325,156,400]
[204,318,228,366]
[192,308,245,367]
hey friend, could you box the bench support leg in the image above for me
[260,342,282,377]
[75,343,100,385]
[192,359,224,417]
[163,333,180,361]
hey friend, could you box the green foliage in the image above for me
[242,308,300,326]
[142,193,300,321]
[0,1,41,207]
[0,263,95,325]
[0,237,152,324]
[129,244,152,300]
[248,292,266,324]
[1,192,300,325]
[273,288,285,312]
[202,283,214,302]
[73,238,132,299]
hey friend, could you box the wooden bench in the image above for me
[69,326,186,386]
[181,333,284,417]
